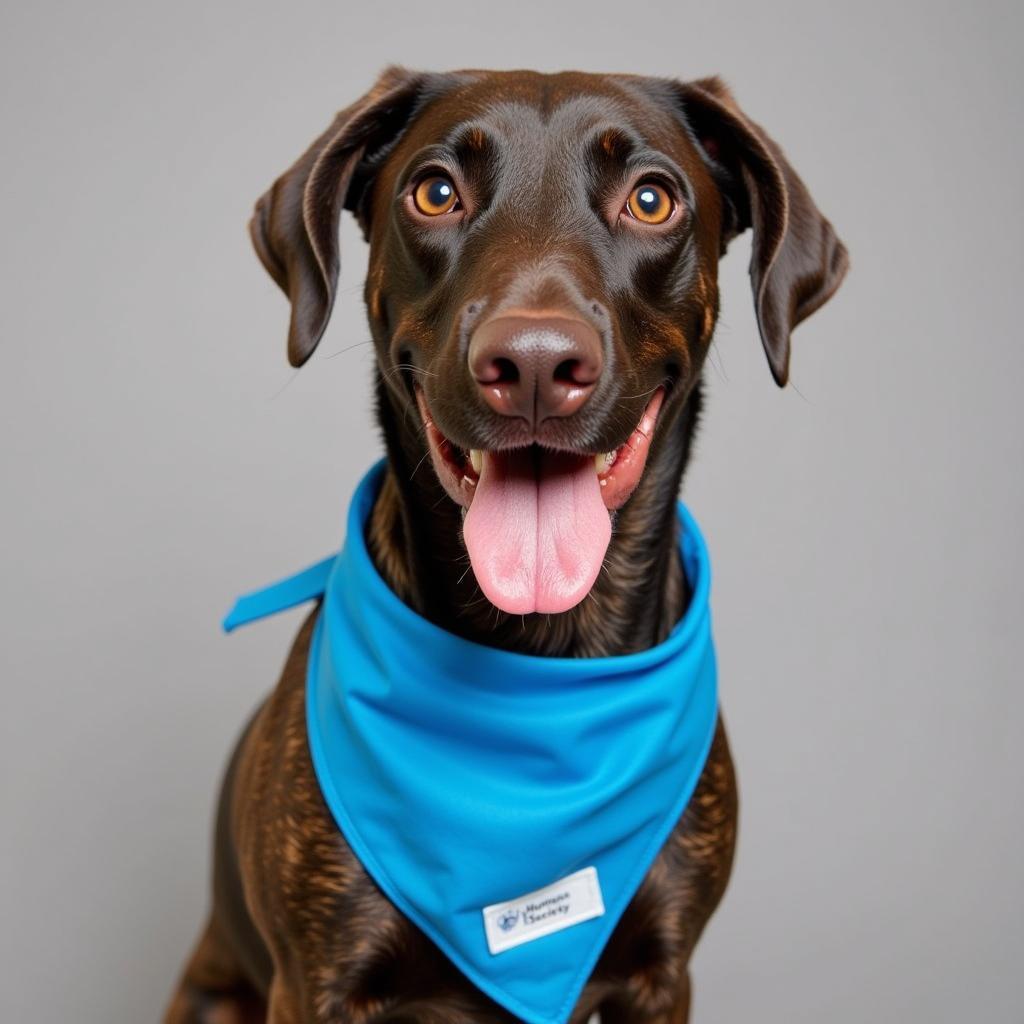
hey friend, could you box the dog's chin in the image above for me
[414,388,665,616]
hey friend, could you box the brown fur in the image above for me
[165,67,846,1023]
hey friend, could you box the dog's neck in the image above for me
[366,381,703,658]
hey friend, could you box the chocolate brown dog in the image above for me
[165,67,847,1023]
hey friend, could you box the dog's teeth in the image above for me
[469,449,483,474]
[595,451,617,474]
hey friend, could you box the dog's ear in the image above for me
[250,66,437,366]
[673,77,849,386]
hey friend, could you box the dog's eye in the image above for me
[413,175,459,216]
[625,182,673,225]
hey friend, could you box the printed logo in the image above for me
[497,909,520,932]
[482,866,605,955]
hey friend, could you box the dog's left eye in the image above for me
[413,175,460,216]
[624,182,673,225]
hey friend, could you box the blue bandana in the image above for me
[224,461,718,1024]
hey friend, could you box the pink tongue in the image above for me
[463,450,612,615]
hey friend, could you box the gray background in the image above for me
[2,1,1021,1020]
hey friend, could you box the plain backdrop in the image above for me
[2,1,1021,1021]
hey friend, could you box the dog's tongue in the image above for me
[463,449,611,615]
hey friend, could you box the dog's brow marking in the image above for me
[701,303,715,345]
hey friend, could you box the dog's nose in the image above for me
[468,315,603,423]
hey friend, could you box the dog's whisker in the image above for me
[324,339,373,360]
[707,340,728,382]
[400,398,420,431]
[616,381,665,401]
[268,370,301,401]
[409,448,432,481]
[381,363,437,382]
[462,596,490,612]
[788,377,811,404]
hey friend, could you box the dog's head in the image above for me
[251,67,847,618]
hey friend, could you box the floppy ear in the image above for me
[675,77,849,385]
[250,66,436,366]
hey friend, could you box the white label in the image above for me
[482,866,605,955]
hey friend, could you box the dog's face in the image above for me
[252,68,847,617]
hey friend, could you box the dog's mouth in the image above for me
[415,388,665,615]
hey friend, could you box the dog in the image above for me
[165,67,847,1024]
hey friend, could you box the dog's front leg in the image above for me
[595,969,691,1024]
[163,918,267,1024]
[265,977,306,1024]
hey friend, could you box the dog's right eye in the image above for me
[413,175,460,216]
[624,182,674,225]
